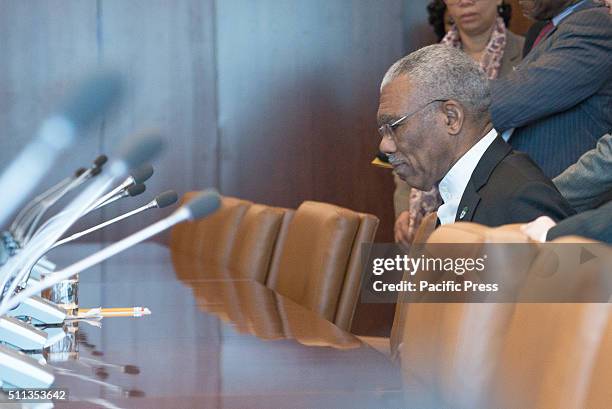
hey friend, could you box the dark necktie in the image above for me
[532,21,555,48]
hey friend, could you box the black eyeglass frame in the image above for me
[378,98,449,140]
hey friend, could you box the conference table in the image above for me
[29,242,405,408]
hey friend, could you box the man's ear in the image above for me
[443,100,463,135]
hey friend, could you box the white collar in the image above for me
[552,0,587,26]
[437,128,498,225]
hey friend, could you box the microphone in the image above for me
[0,190,220,316]
[154,190,179,208]
[86,163,155,213]
[37,164,152,233]
[13,189,176,293]
[51,190,178,249]
[130,164,154,185]
[8,156,104,238]
[0,70,124,227]
[0,133,165,303]
[10,154,110,244]
[90,183,147,211]
[93,154,108,169]
[129,184,147,197]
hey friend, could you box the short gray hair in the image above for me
[381,45,491,116]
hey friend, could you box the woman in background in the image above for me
[394,0,524,246]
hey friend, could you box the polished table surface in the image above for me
[31,243,404,409]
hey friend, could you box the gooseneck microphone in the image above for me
[0,133,165,303]
[10,154,108,242]
[0,71,124,226]
[51,190,178,249]
[91,183,147,211]
[0,190,220,316]
[87,163,154,213]
[33,164,154,238]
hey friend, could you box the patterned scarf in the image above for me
[440,17,507,80]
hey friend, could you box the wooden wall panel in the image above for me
[94,0,219,242]
[0,0,101,230]
[508,0,535,36]
[215,0,405,242]
[0,0,219,243]
[0,0,437,336]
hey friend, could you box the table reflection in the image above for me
[18,243,403,409]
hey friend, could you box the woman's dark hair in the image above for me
[427,0,513,42]
[498,2,513,27]
[427,0,448,41]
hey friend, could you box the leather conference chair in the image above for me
[485,236,612,409]
[170,193,252,279]
[396,222,539,409]
[584,305,612,408]
[485,303,610,409]
[227,204,291,283]
[398,227,612,408]
[412,211,439,244]
[360,211,440,356]
[265,201,379,331]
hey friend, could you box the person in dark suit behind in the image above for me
[377,45,575,246]
[490,0,612,178]
[522,133,612,243]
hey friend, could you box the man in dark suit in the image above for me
[377,45,574,243]
[490,0,612,178]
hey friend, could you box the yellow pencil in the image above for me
[80,307,151,317]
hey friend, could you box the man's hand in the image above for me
[394,210,417,248]
[521,216,557,242]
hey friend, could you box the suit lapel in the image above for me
[456,180,481,222]
[455,137,513,222]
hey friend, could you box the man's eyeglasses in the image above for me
[443,0,481,5]
[378,99,448,140]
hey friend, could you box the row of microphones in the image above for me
[0,133,166,305]
[0,68,223,391]
[0,190,220,317]
[29,162,156,242]
[0,70,123,389]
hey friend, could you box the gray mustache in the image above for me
[387,154,404,166]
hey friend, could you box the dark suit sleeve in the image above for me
[490,12,612,131]
[510,182,576,223]
[547,201,612,244]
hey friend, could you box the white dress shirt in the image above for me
[437,128,499,225]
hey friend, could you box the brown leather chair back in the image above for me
[266,201,378,329]
[334,212,379,331]
[486,303,610,409]
[227,204,288,283]
[396,222,538,408]
[412,211,438,244]
[398,223,612,408]
[170,193,251,275]
[584,308,612,408]
[486,238,612,409]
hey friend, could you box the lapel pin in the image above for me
[459,206,469,220]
